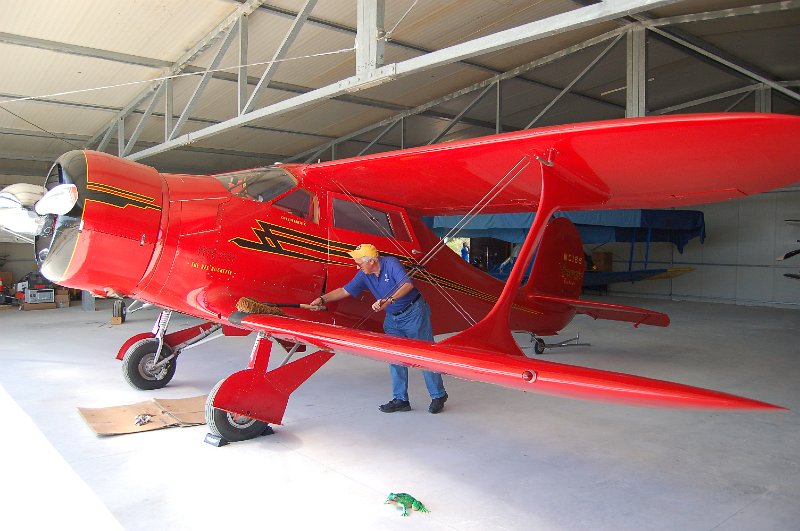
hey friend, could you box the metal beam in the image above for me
[428,84,494,145]
[356,0,385,75]
[243,0,317,114]
[129,0,679,161]
[647,25,800,103]
[626,25,647,117]
[527,33,623,128]
[238,14,249,114]
[0,31,171,68]
[293,27,630,162]
[86,0,267,149]
[392,1,679,77]
[170,26,239,140]
[257,2,623,110]
[643,0,800,27]
[0,126,283,162]
[123,82,166,156]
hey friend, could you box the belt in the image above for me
[390,293,421,316]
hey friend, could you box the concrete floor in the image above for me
[0,296,798,530]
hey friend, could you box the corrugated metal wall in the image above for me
[606,189,800,307]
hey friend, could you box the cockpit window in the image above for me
[274,188,312,219]
[215,167,296,202]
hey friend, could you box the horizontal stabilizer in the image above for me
[236,313,782,411]
[530,294,670,327]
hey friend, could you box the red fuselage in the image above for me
[36,150,578,336]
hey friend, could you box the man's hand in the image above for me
[310,297,324,307]
[371,298,390,312]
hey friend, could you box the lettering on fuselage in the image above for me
[198,245,236,265]
[280,215,305,226]
[560,253,584,286]
[192,245,237,276]
[190,261,234,276]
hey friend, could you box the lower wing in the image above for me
[230,312,782,411]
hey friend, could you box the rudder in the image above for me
[524,217,584,298]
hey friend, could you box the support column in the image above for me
[626,25,647,117]
[755,86,772,113]
[237,14,249,115]
[495,80,503,134]
[356,0,385,76]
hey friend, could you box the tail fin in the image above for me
[521,217,670,328]
[524,217,584,298]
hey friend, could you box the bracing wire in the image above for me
[331,180,475,329]
[331,153,532,329]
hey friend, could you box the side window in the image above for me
[332,197,410,241]
[274,188,312,219]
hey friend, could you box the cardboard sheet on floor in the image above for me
[78,395,207,435]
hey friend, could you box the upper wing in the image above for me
[230,311,780,410]
[299,113,800,216]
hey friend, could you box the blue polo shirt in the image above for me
[343,256,418,313]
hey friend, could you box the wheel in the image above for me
[121,337,177,390]
[205,379,269,442]
[534,337,546,355]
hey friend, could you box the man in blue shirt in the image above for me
[310,243,448,414]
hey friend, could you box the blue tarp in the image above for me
[424,209,705,253]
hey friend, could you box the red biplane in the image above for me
[10,112,800,441]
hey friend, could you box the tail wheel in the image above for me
[205,379,269,442]
[534,337,546,355]
[112,299,127,323]
[121,337,177,390]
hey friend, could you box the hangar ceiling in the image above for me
[0,0,799,244]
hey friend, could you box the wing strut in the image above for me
[440,154,609,354]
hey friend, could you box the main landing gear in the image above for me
[118,310,223,390]
[204,332,334,443]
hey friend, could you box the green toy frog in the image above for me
[385,492,429,517]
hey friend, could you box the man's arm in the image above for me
[372,281,414,312]
[310,287,351,307]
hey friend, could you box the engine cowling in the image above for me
[36,150,165,297]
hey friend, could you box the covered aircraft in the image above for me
[3,112,798,441]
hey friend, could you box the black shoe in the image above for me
[428,393,448,414]
[379,398,411,413]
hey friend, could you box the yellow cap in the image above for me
[348,243,379,260]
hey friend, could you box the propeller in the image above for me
[34,184,78,215]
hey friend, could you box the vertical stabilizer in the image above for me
[524,217,584,298]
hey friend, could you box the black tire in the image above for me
[205,379,269,442]
[121,337,177,390]
[534,337,546,355]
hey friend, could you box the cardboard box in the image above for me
[21,302,57,311]
[591,251,613,272]
[55,294,70,304]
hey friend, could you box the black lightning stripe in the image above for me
[230,220,512,306]
[230,220,349,263]
[85,182,161,211]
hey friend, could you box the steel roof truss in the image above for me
[243,0,318,115]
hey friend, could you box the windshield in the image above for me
[214,167,297,202]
